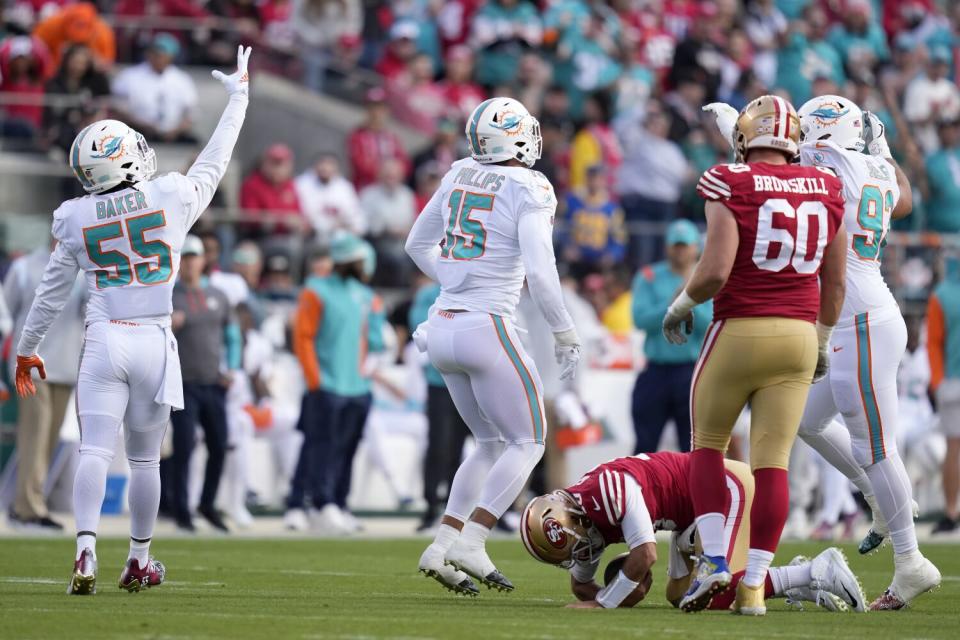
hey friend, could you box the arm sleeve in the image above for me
[620,475,657,549]
[928,293,946,391]
[631,268,670,332]
[404,191,445,281]
[517,211,575,334]
[367,295,386,353]
[181,93,249,228]
[293,289,323,390]
[224,319,243,371]
[16,240,80,356]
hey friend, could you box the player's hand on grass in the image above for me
[662,309,693,345]
[702,102,738,150]
[554,328,582,381]
[212,45,252,96]
[15,354,46,398]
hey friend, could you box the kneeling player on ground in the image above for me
[520,452,865,611]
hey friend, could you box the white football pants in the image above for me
[425,311,546,520]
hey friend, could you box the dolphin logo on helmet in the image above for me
[91,135,126,160]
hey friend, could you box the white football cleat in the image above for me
[418,545,479,597]
[232,507,254,529]
[870,552,941,610]
[783,555,848,612]
[283,508,308,532]
[809,547,866,612]
[445,541,514,592]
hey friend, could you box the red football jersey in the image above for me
[696,162,845,323]
[566,451,694,545]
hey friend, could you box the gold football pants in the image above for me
[691,318,817,470]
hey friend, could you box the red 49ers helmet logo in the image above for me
[542,517,567,548]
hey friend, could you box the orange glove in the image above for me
[15,355,46,398]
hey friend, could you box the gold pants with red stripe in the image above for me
[691,318,818,470]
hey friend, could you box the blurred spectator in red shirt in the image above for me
[260,0,296,51]
[33,2,115,68]
[436,0,483,49]
[0,36,52,137]
[376,20,421,81]
[43,44,110,152]
[239,143,303,238]
[347,87,410,189]
[437,45,484,122]
[388,53,445,135]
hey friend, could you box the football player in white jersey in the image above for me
[406,97,581,595]
[13,46,251,595]
[704,96,941,609]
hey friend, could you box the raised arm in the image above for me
[864,111,913,220]
[183,46,251,226]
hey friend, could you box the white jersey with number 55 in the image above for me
[407,157,566,325]
[799,139,901,322]
[16,94,247,358]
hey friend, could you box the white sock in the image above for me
[127,459,160,565]
[744,549,775,588]
[768,563,812,595]
[865,454,918,555]
[458,521,491,551]
[432,524,461,553]
[475,442,544,519]
[803,420,874,496]
[695,513,727,557]
[129,539,150,566]
[444,440,503,521]
[73,451,111,560]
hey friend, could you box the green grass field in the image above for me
[0,537,956,639]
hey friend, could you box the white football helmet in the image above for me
[69,119,157,194]
[465,97,542,167]
[797,95,865,152]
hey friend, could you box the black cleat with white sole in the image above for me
[479,570,514,592]
[420,568,480,597]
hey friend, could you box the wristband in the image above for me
[596,570,640,609]
[667,290,697,317]
[816,321,834,349]
[554,328,580,346]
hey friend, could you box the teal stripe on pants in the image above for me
[855,313,886,463]
[492,315,544,443]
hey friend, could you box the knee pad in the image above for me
[124,422,167,464]
[473,438,506,462]
[749,426,794,471]
[78,413,122,460]
[851,433,897,467]
[797,415,831,439]
[514,441,545,466]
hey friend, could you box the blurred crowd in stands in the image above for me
[2,0,960,537]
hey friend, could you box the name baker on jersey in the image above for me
[753,174,831,195]
[95,191,150,220]
[454,167,507,193]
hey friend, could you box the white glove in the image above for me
[554,328,582,381]
[662,290,697,345]
[813,321,834,383]
[212,45,252,96]
[863,111,891,158]
[702,102,739,150]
